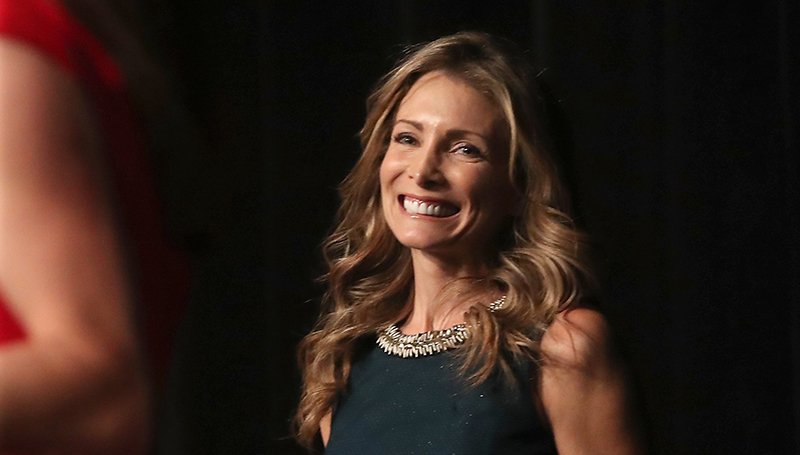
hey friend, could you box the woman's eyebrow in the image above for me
[444,129,490,143]
[395,119,489,142]
[394,118,423,129]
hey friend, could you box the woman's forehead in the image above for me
[394,71,504,139]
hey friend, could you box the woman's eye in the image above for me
[393,133,417,146]
[453,143,483,158]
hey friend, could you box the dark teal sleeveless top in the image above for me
[326,342,557,454]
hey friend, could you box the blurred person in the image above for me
[296,32,642,454]
[0,0,190,452]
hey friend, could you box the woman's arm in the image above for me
[539,307,644,454]
[0,39,149,453]
[320,410,332,446]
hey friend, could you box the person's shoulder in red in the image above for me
[0,1,151,452]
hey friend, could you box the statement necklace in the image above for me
[377,295,506,358]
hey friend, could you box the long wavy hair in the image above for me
[295,31,591,449]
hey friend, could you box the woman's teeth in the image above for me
[403,198,457,217]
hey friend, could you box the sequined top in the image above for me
[325,343,557,454]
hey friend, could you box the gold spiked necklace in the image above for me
[376,295,506,358]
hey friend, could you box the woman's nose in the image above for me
[408,146,444,187]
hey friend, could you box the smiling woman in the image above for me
[379,71,517,268]
[295,32,642,454]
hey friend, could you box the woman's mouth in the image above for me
[401,196,459,217]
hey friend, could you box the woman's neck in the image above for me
[401,250,490,333]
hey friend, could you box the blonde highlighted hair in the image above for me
[295,31,591,449]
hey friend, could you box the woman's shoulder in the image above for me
[540,307,615,371]
[538,310,644,453]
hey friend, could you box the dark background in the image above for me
[148,1,798,454]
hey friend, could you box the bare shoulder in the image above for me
[0,36,119,337]
[0,37,77,100]
[539,308,644,454]
[0,37,97,165]
[540,307,615,371]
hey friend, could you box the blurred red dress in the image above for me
[0,0,189,382]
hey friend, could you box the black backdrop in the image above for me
[149,1,799,454]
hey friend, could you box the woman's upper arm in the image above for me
[0,38,147,451]
[538,307,643,455]
[0,38,134,346]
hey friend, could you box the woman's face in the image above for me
[379,70,517,264]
